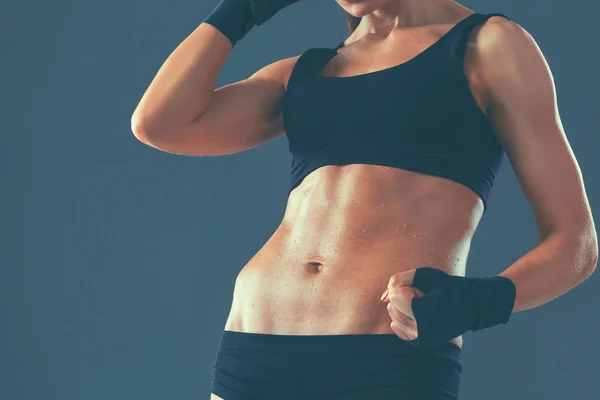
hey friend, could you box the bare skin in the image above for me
[224,164,480,340]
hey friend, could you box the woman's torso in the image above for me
[224,9,494,349]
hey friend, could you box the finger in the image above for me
[381,287,390,302]
[387,302,419,337]
[390,320,418,341]
[388,286,421,319]
[387,269,417,290]
[382,285,423,303]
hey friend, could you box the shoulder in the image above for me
[463,15,547,112]
[469,15,537,64]
[471,14,525,42]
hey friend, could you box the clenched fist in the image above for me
[380,267,516,351]
[381,269,424,341]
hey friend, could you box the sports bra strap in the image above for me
[485,12,511,21]
[453,13,512,61]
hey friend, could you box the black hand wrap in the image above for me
[203,0,254,47]
[407,267,517,351]
[203,0,301,47]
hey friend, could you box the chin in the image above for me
[336,0,387,17]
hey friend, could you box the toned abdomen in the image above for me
[224,164,483,346]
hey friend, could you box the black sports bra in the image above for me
[283,12,511,212]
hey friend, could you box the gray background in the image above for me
[2,0,599,399]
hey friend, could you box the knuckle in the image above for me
[396,286,408,295]
[396,286,413,300]
[399,314,413,327]
[387,291,397,303]
[397,312,416,327]
[391,321,417,341]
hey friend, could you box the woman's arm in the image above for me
[470,17,598,312]
[131,19,298,156]
[131,23,232,143]
[381,17,597,349]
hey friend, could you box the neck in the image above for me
[353,0,466,37]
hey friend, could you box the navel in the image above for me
[305,262,324,273]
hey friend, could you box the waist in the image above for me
[213,330,462,399]
[228,241,467,341]
[226,184,474,345]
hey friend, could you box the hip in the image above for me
[211,330,462,400]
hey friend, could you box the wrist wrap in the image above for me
[407,267,516,351]
[203,0,254,47]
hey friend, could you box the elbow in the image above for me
[575,229,598,279]
[583,244,598,278]
[556,220,598,278]
[548,227,598,281]
[130,113,188,150]
[130,115,171,147]
[584,225,598,277]
[131,114,154,143]
[129,117,200,156]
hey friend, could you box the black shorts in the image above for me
[211,330,462,400]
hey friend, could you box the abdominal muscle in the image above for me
[223,164,485,349]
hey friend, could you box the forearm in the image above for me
[498,230,598,313]
[132,23,232,137]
